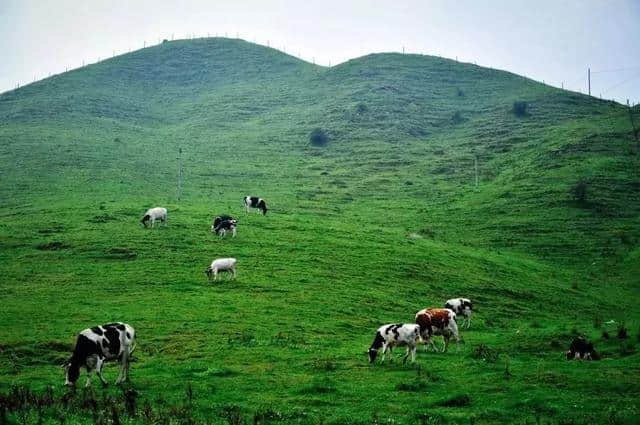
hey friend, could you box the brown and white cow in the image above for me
[64,322,136,387]
[415,308,460,352]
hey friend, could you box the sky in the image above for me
[1,0,640,104]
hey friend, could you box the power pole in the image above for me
[177,148,183,201]
[588,67,591,96]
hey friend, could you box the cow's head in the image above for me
[205,268,213,279]
[368,348,378,363]
[141,215,150,227]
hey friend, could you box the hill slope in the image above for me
[0,38,638,424]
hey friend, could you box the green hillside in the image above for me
[0,38,639,424]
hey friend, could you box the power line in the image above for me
[591,66,640,74]
[601,71,640,95]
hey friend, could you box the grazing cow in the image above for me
[205,258,237,281]
[368,323,421,364]
[64,322,136,387]
[415,308,460,352]
[243,196,267,215]
[211,215,237,237]
[566,337,599,360]
[444,298,473,329]
[141,207,167,228]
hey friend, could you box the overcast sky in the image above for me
[1,0,639,104]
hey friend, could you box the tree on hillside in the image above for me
[309,128,329,146]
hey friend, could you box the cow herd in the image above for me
[368,298,472,365]
[60,195,595,388]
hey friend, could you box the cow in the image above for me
[141,207,167,228]
[566,337,599,360]
[243,196,267,215]
[211,215,237,237]
[415,308,460,352]
[368,323,421,364]
[205,258,237,281]
[64,322,136,387]
[444,298,473,329]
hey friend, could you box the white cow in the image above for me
[205,258,237,281]
[368,323,421,364]
[141,207,167,228]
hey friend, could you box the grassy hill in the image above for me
[0,38,639,424]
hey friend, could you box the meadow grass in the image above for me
[0,38,639,424]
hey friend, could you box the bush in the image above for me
[572,181,588,204]
[471,344,499,363]
[355,103,368,114]
[617,324,628,339]
[309,128,329,146]
[451,111,463,123]
[512,101,528,117]
[456,87,465,97]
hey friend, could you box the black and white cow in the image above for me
[368,323,421,364]
[64,322,136,387]
[211,215,237,237]
[243,196,267,215]
[566,337,599,360]
[444,298,473,329]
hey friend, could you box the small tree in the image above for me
[309,128,329,147]
[572,181,587,204]
[512,101,528,117]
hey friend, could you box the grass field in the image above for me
[1,38,639,424]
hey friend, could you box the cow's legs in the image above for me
[214,269,218,281]
[84,356,97,388]
[116,351,129,384]
[231,267,236,280]
[96,357,108,386]
[380,344,391,363]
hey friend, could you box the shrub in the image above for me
[617,324,628,339]
[355,103,368,114]
[434,394,471,407]
[471,344,499,363]
[593,314,602,329]
[572,181,588,204]
[512,101,528,117]
[309,128,329,146]
[451,111,463,123]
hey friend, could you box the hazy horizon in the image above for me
[1,0,639,104]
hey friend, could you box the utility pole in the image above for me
[588,67,591,96]
[177,147,183,201]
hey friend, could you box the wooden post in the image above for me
[474,154,478,188]
[628,106,639,153]
[177,148,183,201]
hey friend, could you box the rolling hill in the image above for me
[0,37,639,424]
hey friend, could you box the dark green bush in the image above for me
[572,181,588,204]
[513,101,528,117]
[309,128,329,146]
